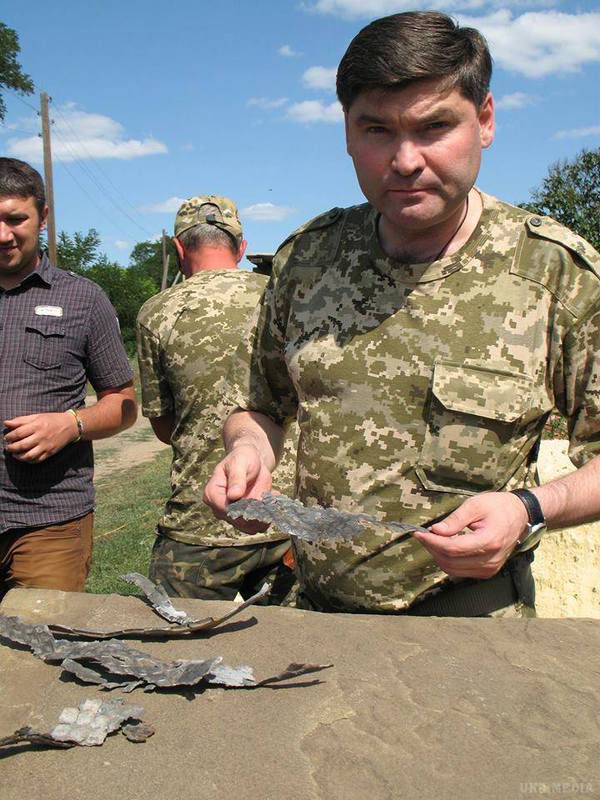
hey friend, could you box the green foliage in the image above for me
[129,237,178,291]
[521,148,600,250]
[0,22,34,122]
[57,229,157,353]
[86,450,171,594]
[86,258,156,351]
[56,228,102,271]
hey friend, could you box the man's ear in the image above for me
[237,239,247,262]
[39,204,49,230]
[173,237,185,264]
[479,92,495,150]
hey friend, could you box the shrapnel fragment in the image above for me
[0,697,153,751]
[121,572,200,625]
[227,493,430,542]
[44,579,270,640]
[0,614,332,693]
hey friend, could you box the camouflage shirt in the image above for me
[136,270,295,546]
[228,191,600,611]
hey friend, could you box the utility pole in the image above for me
[40,92,57,264]
[160,229,170,290]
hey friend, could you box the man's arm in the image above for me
[3,382,137,463]
[149,414,174,444]
[203,408,284,533]
[413,453,600,579]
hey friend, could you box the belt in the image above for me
[403,552,533,617]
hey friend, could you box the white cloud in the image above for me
[287,100,343,124]
[495,91,535,110]
[554,125,600,140]
[6,105,167,163]
[248,96,289,110]
[279,44,302,57]
[141,196,187,213]
[114,239,131,250]
[462,10,600,78]
[241,203,295,222]
[302,66,337,92]
[308,1,559,19]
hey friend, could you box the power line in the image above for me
[50,104,155,239]
[3,87,39,114]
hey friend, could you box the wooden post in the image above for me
[40,92,57,265]
[160,230,170,290]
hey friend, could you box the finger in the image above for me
[225,457,254,501]
[5,432,40,454]
[413,528,485,558]
[3,415,37,429]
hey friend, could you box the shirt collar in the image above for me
[20,252,53,288]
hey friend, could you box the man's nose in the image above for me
[0,222,14,243]
[390,138,425,176]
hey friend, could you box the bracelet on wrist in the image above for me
[66,408,85,442]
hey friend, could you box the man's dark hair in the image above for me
[336,11,493,111]
[0,157,46,217]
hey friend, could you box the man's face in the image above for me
[0,195,47,285]
[344,78,495,237]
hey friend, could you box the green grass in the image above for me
[543,411,569,440]
[86,449,171,595]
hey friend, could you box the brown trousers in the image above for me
[0,513,93,600]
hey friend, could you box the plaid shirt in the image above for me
[0,255,133,532]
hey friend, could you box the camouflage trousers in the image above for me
[149,535,297,605]
[296,551,537,618]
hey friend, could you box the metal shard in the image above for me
[44,581,270,640]
[227,493,430,543]
[121,572,199,624]
[0,614,331,693]
[0,698,150,752]
[50,697,145,746]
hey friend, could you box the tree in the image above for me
[56,229,157,352]
[56,229,102,272]
[129,238,178,291]
[0,22,34,122]
[521,148,599,251]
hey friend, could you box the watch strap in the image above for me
[510,488,545,527]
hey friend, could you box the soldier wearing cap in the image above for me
[204,12,600,617]
[136,195,296,602]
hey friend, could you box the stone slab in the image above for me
[1,588,599,800]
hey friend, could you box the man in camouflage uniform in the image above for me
[204,13,600,616]
[136,196,296,602]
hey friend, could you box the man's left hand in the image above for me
[3,412,79,463]
[412,492,530,579]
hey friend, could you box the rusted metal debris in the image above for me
[228,493,430,542]
[0,614,332,693]
[46,577,270,640]
[121,572,201,624]
[0,697,153,750]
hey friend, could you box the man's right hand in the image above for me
[203,444,273,533]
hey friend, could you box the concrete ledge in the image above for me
[1,588,598,800]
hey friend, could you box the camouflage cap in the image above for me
[174,195,243,244]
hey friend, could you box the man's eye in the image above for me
[425,121,449,131]
[366,126,388,135]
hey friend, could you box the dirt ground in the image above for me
[91,420,598,618]
[93,413,168,482]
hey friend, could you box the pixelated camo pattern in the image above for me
[136,270,297,546]
[228,191,600,612]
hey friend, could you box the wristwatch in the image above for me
[510,488,546,546]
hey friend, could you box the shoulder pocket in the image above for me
[24,321,66,370]
[415,360,533,494]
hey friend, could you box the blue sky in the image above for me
[1,0,599,268]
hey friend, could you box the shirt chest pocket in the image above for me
[24,321,66,370]
[415,361,534,495]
